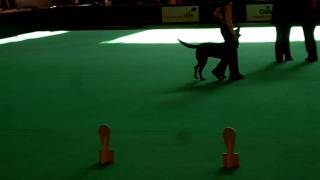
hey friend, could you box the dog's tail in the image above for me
[178,39,198,49]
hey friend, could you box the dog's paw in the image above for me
[212,71,226,81]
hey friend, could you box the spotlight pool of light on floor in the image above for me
[101,26,320,44]
[0,31,69,45]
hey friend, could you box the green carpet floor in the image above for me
[1,30,320,180]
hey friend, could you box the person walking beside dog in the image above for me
[212,0,244,80]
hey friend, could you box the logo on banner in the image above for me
[246,4,273,21]
[162,6,199,23]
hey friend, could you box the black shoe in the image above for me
[212,70,226,81]
[276,57,283,63]
[284,54,293,61]
[305,57,318,62]
[285,57,293,61]
[229,74,244,80]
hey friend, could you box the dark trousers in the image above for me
[301,17,318,59]
[213,25,241,76]
[275,22,292,60]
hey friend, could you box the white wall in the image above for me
[15,0,52,8]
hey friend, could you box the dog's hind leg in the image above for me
[198,59,207,80]
[194,64,199,79]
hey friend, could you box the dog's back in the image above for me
[178,40,226,58]
[195,42,226,59]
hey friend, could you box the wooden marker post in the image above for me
[99,124,114,165]
[223,127,239,169]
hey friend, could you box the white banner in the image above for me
[161,6,199,23]
[246,4,273,21]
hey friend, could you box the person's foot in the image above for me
[285,56,293,61]
[305,57,318,62]
[212,70,226,81]
[229,74,244,80]
[276,57,283,63]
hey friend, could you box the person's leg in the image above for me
[302,21,318,61]
[228,50,244,80]
[275,23,292,62]
[282,23,293,61]
[275,24,284,62]
[212,58,228,80]
[219,24,243,80]
[211,26,232,80]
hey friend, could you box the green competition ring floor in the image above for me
[1,26,320,179]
